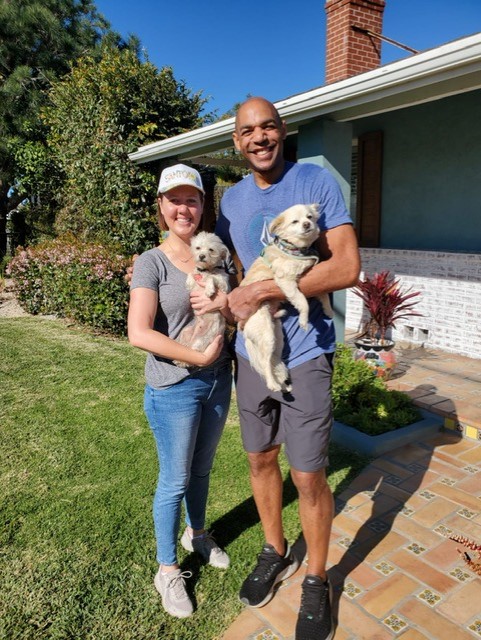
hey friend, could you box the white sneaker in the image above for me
[181,529,230,569]
[154,567,193,618]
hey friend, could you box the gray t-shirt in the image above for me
[130,248,232,389]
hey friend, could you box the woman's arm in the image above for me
[128,287,223,366]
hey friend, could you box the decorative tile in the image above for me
[338,536,357,550]
[375,561,396,576]
[468,619,481,637]
[457,507,477,519]
[385,474,403,486]
[400,506,415,517]
[465,425,479,440]
[419,490,436,500]
[383,613,408,634]
[463,465,479,474]
[343,582,362,599]
[417,588,441,606]
[362,489,379,498]
[406,542,426,555]
[406,462,427,473]
[440,477,457,486]
[255,630,280,640]
[434,524,453,537]
[367,519,390,533]
[449,567,472,582]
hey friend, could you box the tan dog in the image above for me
[240,204,333,392]
[174,232,230,367]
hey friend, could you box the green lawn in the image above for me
[0,317,369,640]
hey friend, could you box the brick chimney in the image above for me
[325,0,386,84]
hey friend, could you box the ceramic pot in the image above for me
[353,338,396,379]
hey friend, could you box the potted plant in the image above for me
[352,270,422,378]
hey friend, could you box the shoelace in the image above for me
[202,532,222,554]
[250,548,282,580]
[300,581,328,618]
[167,570,192,598]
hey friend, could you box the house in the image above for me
[129,0,481,359]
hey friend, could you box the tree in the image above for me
[43,45,208,254]
[0,0,120,255]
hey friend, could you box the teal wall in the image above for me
[353,90,481,253]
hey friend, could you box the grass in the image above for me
[0,317,369,640]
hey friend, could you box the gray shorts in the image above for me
[235,353,334,472]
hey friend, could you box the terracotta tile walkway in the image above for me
[222,348,481,639]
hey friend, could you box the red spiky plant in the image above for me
[353,270,422,344]
[449,534,481,576]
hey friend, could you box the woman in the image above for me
[128,164,234,619]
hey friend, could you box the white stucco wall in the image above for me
[345,249,481,359]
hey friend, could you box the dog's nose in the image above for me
[199,253,206,261]
[302,221,311,230]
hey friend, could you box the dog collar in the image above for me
[261,237,320,262]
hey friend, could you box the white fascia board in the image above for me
[129,33,481,164]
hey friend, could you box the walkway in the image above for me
[222,347,481,640]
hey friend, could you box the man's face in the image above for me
[233,99,287,182]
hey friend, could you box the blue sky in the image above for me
[95,0,481,118]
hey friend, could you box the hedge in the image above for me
[8,237,130,335]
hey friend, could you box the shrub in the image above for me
[8,237,130,335]
[353,270,421,343]
[332,343,421,435]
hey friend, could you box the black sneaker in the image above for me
[239,541,299,608]
[295,575,333,640]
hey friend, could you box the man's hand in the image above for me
[124,254,138,284]
[228,283,282,329]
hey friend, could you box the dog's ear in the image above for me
[269,213,285,236]
[309,204,320,219]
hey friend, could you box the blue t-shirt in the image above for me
[216,161,353,368]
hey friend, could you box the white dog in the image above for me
[240,204,333,393]
[174,232,230,367]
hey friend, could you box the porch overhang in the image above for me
[129,33,481,165]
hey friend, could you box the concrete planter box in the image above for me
[331,410,443,457]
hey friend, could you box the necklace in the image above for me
[162,240,193,264]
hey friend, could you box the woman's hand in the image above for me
[197,334,224,366]
[190,281,235,324]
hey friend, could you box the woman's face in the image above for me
[158,185,203,239]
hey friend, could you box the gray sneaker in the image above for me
[181,529,230,569]
[154,567,193,618]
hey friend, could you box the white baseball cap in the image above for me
[157,163,204,195]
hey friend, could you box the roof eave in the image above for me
[129,33,481,164]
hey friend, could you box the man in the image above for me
[215,97,360,640]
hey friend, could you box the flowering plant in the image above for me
[8,236,130,335]
[353,270,422,344]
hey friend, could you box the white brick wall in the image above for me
[345,248,481,359]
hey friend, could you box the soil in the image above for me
[0,279,29,318]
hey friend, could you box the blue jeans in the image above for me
[144,363,232,566]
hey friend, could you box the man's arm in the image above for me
[228,224,360,324]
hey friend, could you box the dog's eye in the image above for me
[307,214,313,220]
[291,219,298,225]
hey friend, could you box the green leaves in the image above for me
[43,46,208,254]
[332,344,421,435]
[8,236,130,334]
